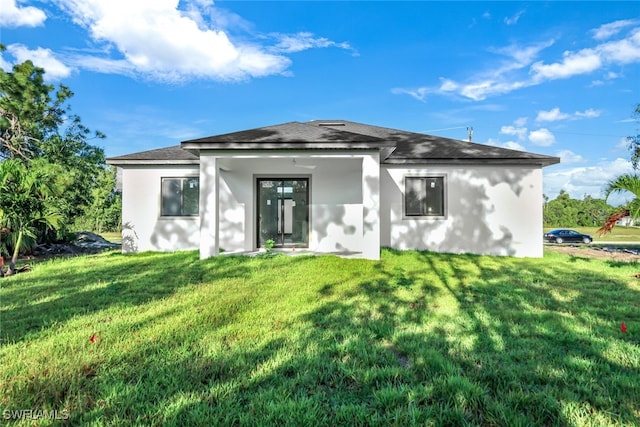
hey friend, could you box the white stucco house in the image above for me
[106,120,559,260]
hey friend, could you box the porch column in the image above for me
[362,152,380,260]
[200,155,219,259]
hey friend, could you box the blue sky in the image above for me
[1,1,639,205]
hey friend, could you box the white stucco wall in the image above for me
[118,157,544,259]
[380,165,544,257]
[120,165,200,253]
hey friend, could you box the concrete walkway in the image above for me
[221,248,365,259]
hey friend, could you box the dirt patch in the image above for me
[546,245,640,262]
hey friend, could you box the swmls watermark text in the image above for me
[2,409,70,420]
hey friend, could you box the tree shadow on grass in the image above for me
[83,252,640,424]
[2,250,639,425]
[607,259,639,269]
[0,251,254,344]
[416,251,640,425]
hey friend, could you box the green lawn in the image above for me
[1,249,639,426]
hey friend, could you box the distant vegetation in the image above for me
[544,190,618,228]
[546,102,640,234]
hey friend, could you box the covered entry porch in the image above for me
[197,151,382,260]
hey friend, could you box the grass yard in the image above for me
[1,249,639,426]
[93,231,122,244]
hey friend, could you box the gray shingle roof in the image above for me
[307,121,558,165]
[106,145,199,164]
[107,120,559,166]
[181,121,395,150]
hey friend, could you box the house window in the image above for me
[404,176,446,218]
[161,177,199,216]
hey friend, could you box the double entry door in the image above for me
[257,178,309,248]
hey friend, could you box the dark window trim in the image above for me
[403,174,447,220]
[254,174,312,250]
[160,176,200,217]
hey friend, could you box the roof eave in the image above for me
[383,157,560,167]
[106,159,200,166]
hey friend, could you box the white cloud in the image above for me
[394,20,640,102]
[616,137,630,150]
[0,0,46,27]
[1,44,73,80]
[390,87,429,102]
[486,138,526,152]
[498,117,528,143]
[592,19,639,41]
[42,0,354,82]
[500,125,527,141]
[206,5,253,34]
[531,48,602,80]
[535,107,601,122]
[498,41,554,68]
[504,10,525,26]
[555,149,585,164]
[68,55,132,76]
[503,141,525,151]
[178,0,216,31]
[529,128,556,146]
[49,0,293,82]
[459,79,528,101]
[574,108,601,119]
[597,28,640,64]
[531,27,640,81]
[270,32,357,55]
[392,39,554,102]
[536,108,570,122]
[439,78,459,92]
[544,158,633,205]
[513,117,528,127]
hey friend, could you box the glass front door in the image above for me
[257,178,309,248]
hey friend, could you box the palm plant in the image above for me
[0,158,65,275]
[598,173,640,235]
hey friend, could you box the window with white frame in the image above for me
[161,177,199,216]
[404,176,446,218]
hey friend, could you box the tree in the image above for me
[598,103,640,235]
[37,115,107,235]
[0,50,67,160]
[0,158,67,275]
[627,103,640,169]
[544,191,615,227]
[0,50,110,241]
[598,174,640,235]
[73,166,122,233]
[544,190,580,227]
[577,195,615,227]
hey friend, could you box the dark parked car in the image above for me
[544,229,593,244]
